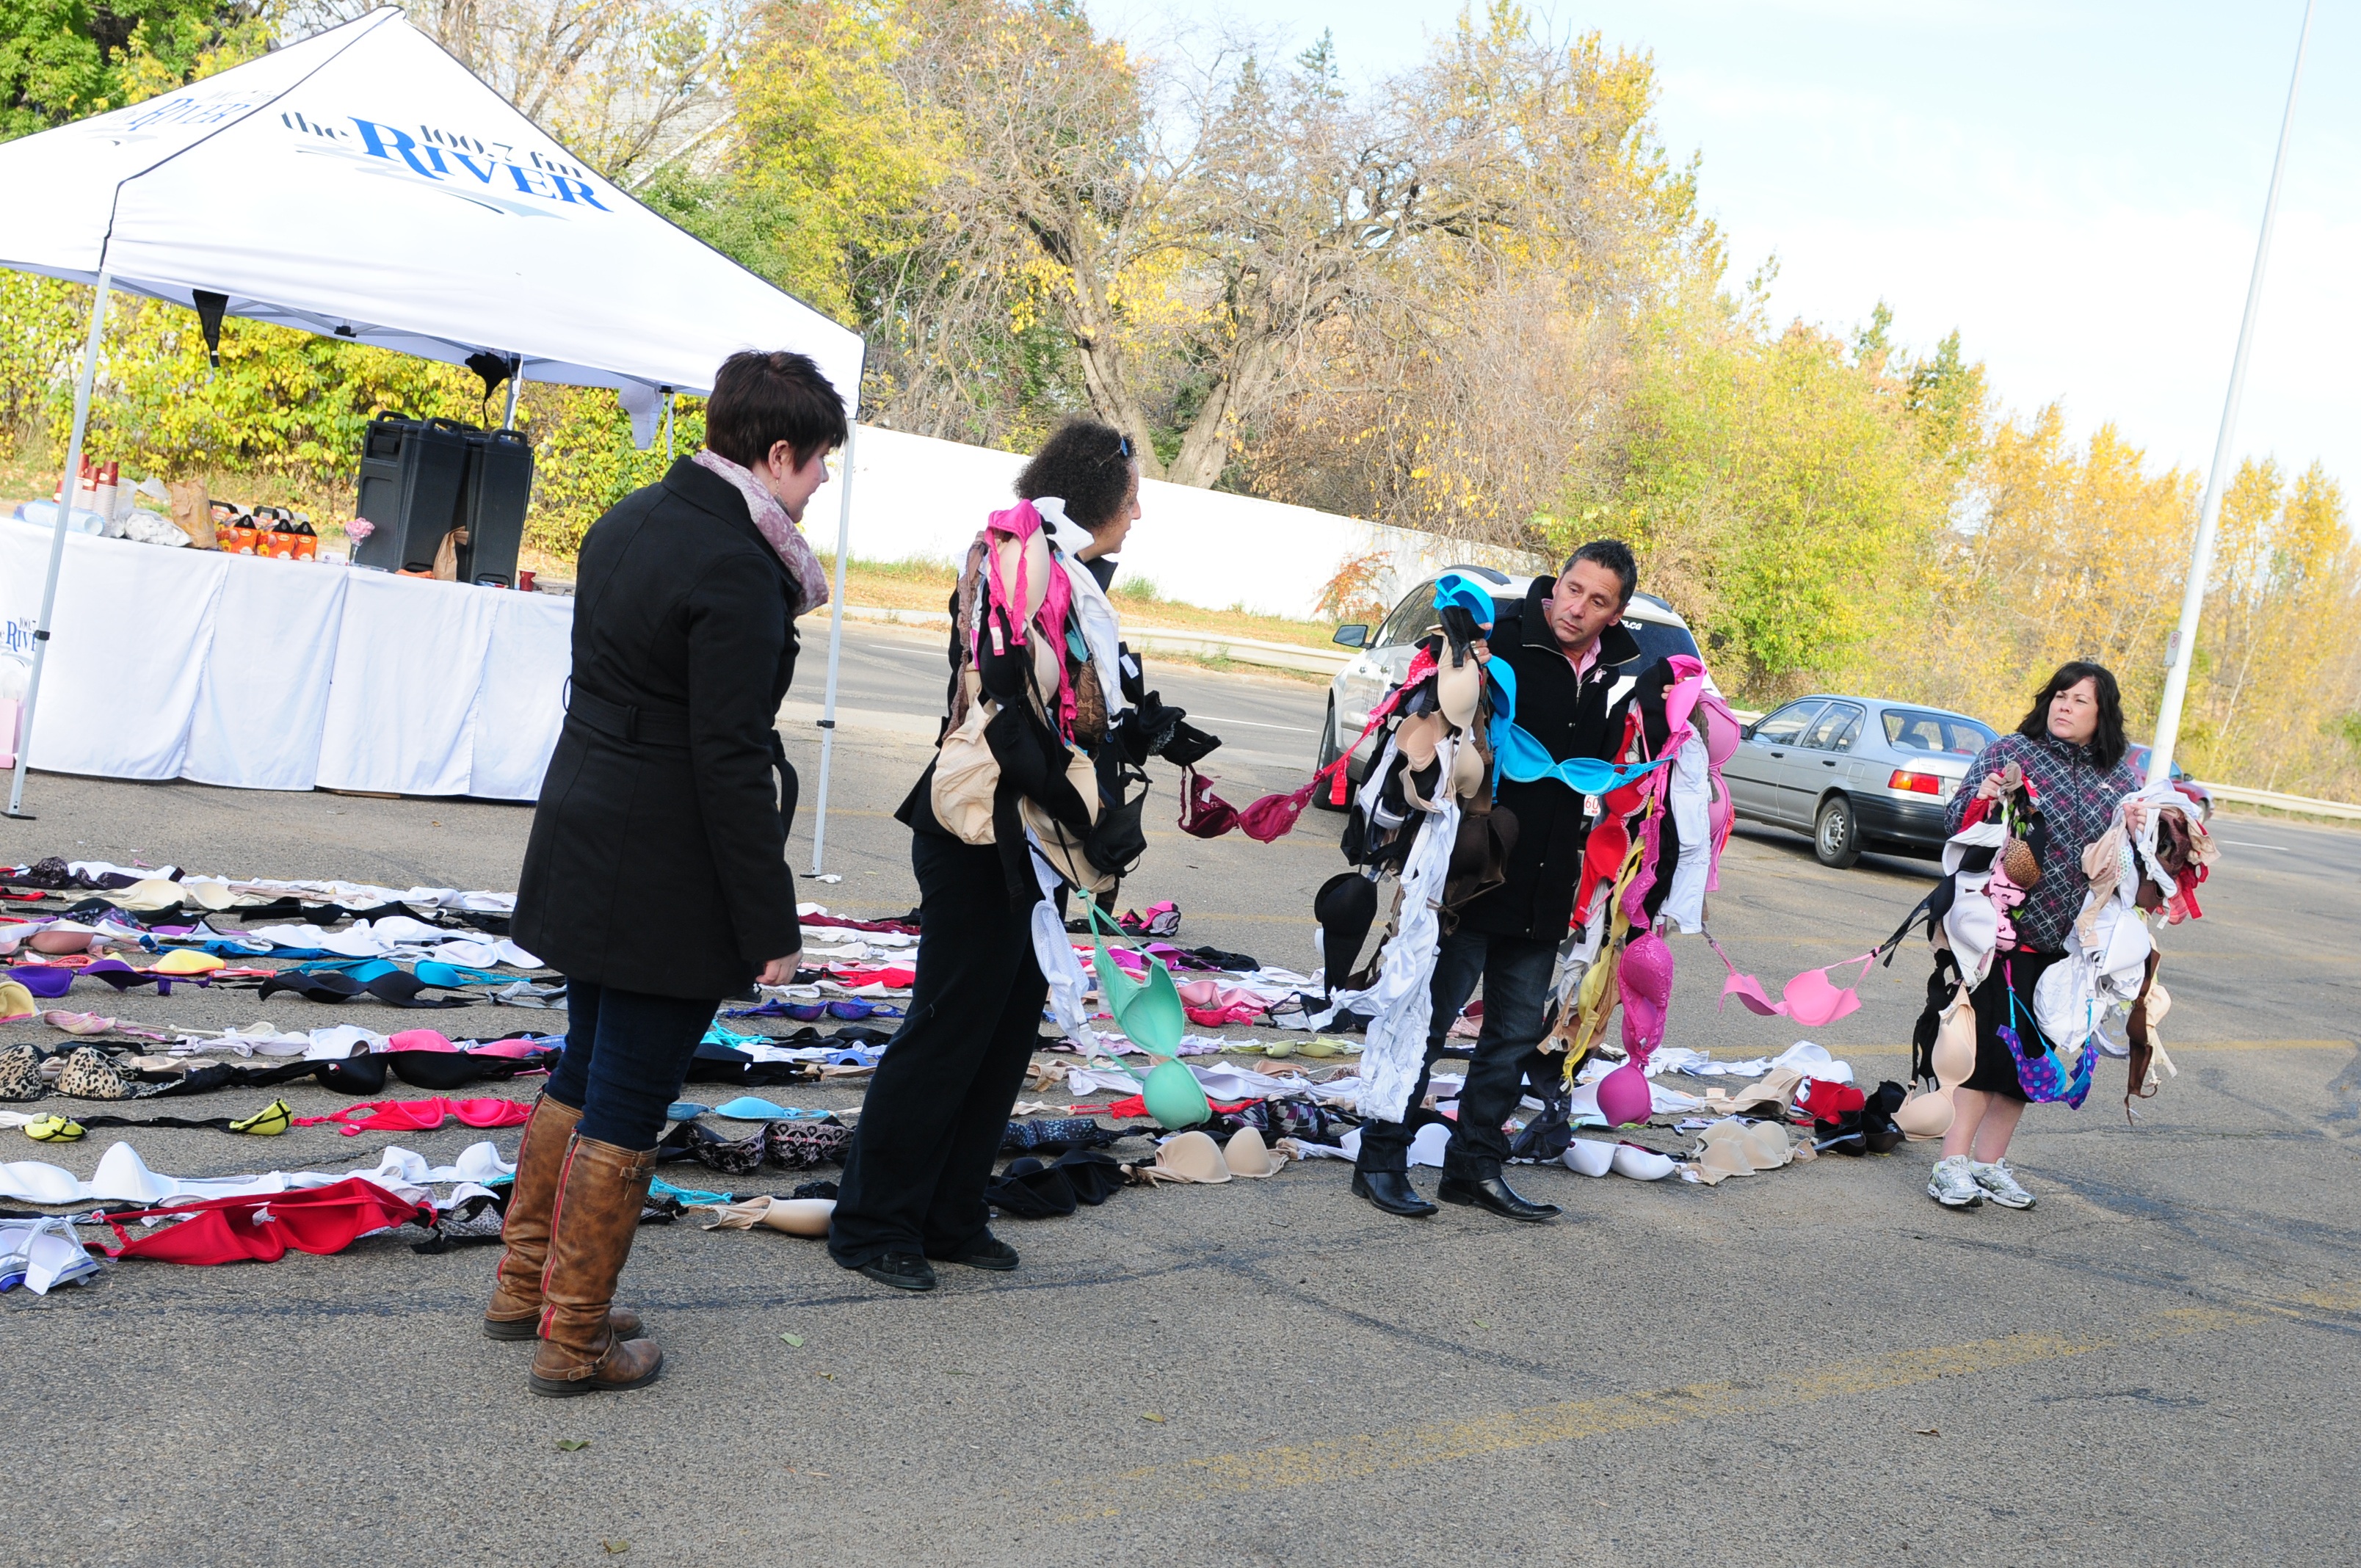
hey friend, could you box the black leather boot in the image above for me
[1436,1173,1561,1222]
[1352,1169,1438,1218]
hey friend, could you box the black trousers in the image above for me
[829,833,1049,1268]
[544,977,719,1149]
[1354,927,1556,1181]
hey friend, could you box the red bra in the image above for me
[99,1177,432,1265]
[1180,647,1440,837]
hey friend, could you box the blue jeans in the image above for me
[545,978,720,1149]
[1354,927,1556,1180]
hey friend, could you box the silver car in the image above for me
[1722,695,1997,866]
[1316,567,1701,796]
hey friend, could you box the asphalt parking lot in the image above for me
[6,622,2359,1568]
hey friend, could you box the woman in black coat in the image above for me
[489,350,847,1396]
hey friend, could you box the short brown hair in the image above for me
[1563,538,1637,605]
[704,350,849,470]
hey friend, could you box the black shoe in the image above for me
[938,1235,1019,1271]
[849,1252,938,1291]
[1436,1175,1560,1222]
[1352,1169,1438,1218]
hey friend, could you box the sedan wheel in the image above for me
[1814,795,1862,868]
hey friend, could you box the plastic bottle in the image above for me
[93,462,119,536]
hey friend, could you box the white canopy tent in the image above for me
[0,7,866,868]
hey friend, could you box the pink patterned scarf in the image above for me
[691,449,831,612]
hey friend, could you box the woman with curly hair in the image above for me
[828,418,1152,1292]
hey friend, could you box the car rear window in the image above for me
[1883,709,1995,755]
[2128,745,2191,783]
[1625,617,1701,669]
[1805,704,1864,751]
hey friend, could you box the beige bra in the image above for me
[1131,1127,1287,1184]
[1896,985,1976,1139]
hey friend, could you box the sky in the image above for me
[1092,0,2357,498]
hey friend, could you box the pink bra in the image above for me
[294,1097,536,1136]
[1617,930,1675,1058]
[1178,769,1321,843]
[1179,648,1441,836]
[1708,933,1871,1028]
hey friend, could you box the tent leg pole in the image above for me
[664,391,675,461]
[7,269,112,821]
[809,419,860,876]
[2147,0,2313,785]
[502,363,523,431]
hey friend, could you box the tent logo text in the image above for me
[118,89,270,135]
[279,111,609,212]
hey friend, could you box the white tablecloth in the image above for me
[1,515,571,799]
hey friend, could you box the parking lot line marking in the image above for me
[1153,911,1321,924]
[1059,1299,2302,1519]
[2169,1038,2355,1052]
[1782,1039,2353,1057]
[1191,715,1315,731]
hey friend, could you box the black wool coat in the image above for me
[514,458,804,999]
[1457,576,1644,942]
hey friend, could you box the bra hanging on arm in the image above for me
[2002,962,2094,1108]
[1479,657,1672,794]
[1896,982,1976,1139]
[1180,646,1446,838]
[1082,900,1208,1130]
[1704,931,1874,1028]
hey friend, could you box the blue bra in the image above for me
[1428,573,1672,795]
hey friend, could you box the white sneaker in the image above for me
[1927,1155,1984,1208]
[1970,1159,2035,1209]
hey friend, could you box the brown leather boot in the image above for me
[483,1095,644,1343]
[528,1133,664,1396]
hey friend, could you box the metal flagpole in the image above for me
[7,269,115,820]
[808,363,864,876]
[2147,0,2315,786]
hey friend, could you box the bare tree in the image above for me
[1246,14,1708,538]
[283,0,744,182]
[725,0,1709,501]
[872,3,1480,486]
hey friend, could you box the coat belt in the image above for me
[563,681,796,831]
[565,681,691,749]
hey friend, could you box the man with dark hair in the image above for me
[1352,540,1648,1222]
[1564,538,1637,605]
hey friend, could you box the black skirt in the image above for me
[1962,948,2063,1101]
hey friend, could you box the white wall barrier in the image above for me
[805,424,1542,623]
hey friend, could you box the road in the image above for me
[7,622,2359,1568]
